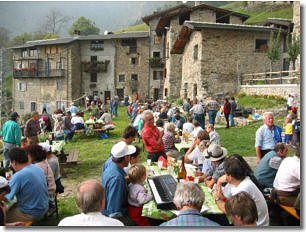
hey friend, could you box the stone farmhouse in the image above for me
[11,32,149,114]
[11,3,295,114]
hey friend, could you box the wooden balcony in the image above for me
[83,60,110,73]
[13,69,66,78]
[149,57,164,68]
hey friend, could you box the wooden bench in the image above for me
[66,149,79,165]
[279,204,300,221]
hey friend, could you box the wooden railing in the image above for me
[240,70,300,85]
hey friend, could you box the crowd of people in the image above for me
[0,93,301,227]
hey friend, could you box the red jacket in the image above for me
[223,102,231,115]
[141,124,164,153]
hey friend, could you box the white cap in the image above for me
[0,176,9,188]
[111,141,136,158]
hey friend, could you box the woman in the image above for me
[223,98,231,129]
[162,123,182,159]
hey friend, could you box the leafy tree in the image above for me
[68,16,100,36]
[286,33,300,71]
[9,33,34,46]
[267,29,281,76]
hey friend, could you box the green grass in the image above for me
[221,1,293,24]
[114,23,149,34]
[236,94,286,109]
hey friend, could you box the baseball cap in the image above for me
[111,141,136,158]
[10,112,19,119]
[0,176,9,189]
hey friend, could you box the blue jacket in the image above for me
[1,120,21,146]
[102,161,128,217]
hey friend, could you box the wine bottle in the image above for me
[177,157,187,181]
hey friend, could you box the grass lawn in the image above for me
[35,106,291,226]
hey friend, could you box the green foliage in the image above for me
[176,98,183,106]
[68,16,100,36]
[114,23,149,34]
[267,29,281,62]
[236,93,286,109]
[43,33,60,39]
[5,74,12,97]
[10,32,34,46]
[286,34,300,70]
[221,2,293,24]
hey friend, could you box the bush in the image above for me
[176,98,183,106]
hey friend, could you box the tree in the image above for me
[0,27,10,48]
[286,33,300,71]
[68,16,100,36]
[267,29,281,77]
[9,33,34,46]
[39,9,70,35]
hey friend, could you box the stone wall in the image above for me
[190,9,215,22]
[115,37,149,101]
[240,84,300,102]
[80,40,115,102]
[181,29,283,101]
[230,15,243,24]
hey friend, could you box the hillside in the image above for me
[221,1,293,24]
[114,23,149,34]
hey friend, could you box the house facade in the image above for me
[171,21,285,101]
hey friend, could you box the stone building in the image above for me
[11,32,150,114]
[171,21,286,101]
[12,38,80,114]
[143,3,249,100]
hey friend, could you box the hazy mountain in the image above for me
[0,1,175,38]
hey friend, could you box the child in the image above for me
[284,118,293,144]
[155,119,164,133]
[124,146,141,174]
[128,164,153,226]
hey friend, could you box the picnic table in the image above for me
[142,162,223,221]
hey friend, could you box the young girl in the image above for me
[123,146,141,174]
[128,164,153,226]
[284,118,293,144]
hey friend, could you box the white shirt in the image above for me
[223,177,269,226]
[287,96,294,107]
[190,126,204,138]
[187,146,205,165]
[58,212,123,226]
[183,122,194,133]
[71,116,84,125]
[190,104,205,114]
[209,130,220,144]
[273,156,300,192]
[128,183,153,207]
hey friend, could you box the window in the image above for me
[31,102,37,112]
[121,39,137,54]
[153,71,163,80]
[153,51,161,58]
[131,57,138,65]
[91,56,97,62]
[18,82,26,91]
[21,49,27,58]
[91,73,97,82]
[45,60,51,70]
[193,84,197,98]
[131,74,138,81]
[119,75,125,82]
[154,36,162,44]
[216,12,230,24]
[255,39,268,52]
[56,80,62,90]
[91,40,104,50]
[19,101,24,110]
[193,44,198,60]
[29,62,36,70]
[164,88,168,97]
[29,48,37,57]
[179,12,190,25]
[46,46,58,54]
[56,61,62,69]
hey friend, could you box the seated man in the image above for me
[58,179,123,226]
[190,120,204,138]
[255,143,288,189]
[99,109,112,125]
[272,146,300,206]
[160,182,219,226]
[171,110,186,131]
[199,143,227,188]
[102,141,136,225]
[225,192,258,226]
[182,116,194,133]
[5,148,49,223]
[184,130,210,169]
[71,112,86,130]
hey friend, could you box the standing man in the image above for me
[255,143,288,189]
[182,98,191,113]
[102,141,136,225]
[63,111,75,142]
[229,97,237,127]
[113,95,119,118]
[25,111,41,145]
[190,99,205,129]
[206,97,220,126]
[1,112,21,169]
[255,112,282,163]
[141,110,166,162]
